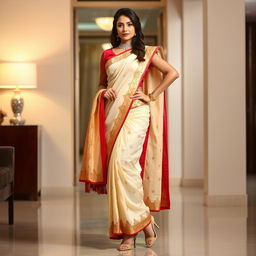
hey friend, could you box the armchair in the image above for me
[0,146,15,224]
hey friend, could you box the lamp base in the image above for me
[10,114,26,126]
[9,89,26,126]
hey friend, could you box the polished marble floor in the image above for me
[0,175,255,256]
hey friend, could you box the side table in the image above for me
[0,125,41,200]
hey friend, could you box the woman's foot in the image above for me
[117,235,137,251]
[143,216,159,247]
[143,221,155,239]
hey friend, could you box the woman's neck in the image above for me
[118,41,132,50]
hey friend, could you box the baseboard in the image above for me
[170,177,182,186]
[204,194,248,207]
[181,178,204,187]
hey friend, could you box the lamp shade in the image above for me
[0,63,37,89]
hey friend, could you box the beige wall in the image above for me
[168,0,204,186]
[167,0,183,184]
[0,0,74,187]
[203,0,247,205]
[182,0,204,183]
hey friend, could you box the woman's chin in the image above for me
[120,36,133,42]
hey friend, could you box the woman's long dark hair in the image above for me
[110,8,145,62]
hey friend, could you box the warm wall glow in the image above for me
[0,2,68,61]
[95,17,113,31]
[0,63,37,89]
[0,0,73,188]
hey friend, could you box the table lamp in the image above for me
[0,63,37,125]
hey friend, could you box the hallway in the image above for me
[1,180,255,256]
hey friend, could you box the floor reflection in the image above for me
[117,248,158,256]
[247,174,256,256]
[0,179,255,256]
[0,201,40,256]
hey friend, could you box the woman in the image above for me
[79,8,179,251]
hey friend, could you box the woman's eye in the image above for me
[117,23,133,28]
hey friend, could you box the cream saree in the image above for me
[80,45,170,239]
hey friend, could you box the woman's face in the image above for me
[116,15,136,43]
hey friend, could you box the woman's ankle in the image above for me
[121,235,135,243]
[143,223,155,238]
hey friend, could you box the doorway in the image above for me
[72,3,167,185]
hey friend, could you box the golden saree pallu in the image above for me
[80,46,170,238]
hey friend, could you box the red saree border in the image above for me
[161,91,171,209]
[150,206,170,212]
[139,121,150,179]
[109,218,152,239]
[79,179,105,184]
[105,49,133,69]
[99,90,107,182]
[111,47,132,56]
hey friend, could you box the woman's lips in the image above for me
[122,33,129,36]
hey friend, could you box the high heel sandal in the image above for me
[117,235,137,251]
[145,215,159,248]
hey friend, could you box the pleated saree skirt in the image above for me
[107,104,152,239]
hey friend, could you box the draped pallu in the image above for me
[79,45,170,238]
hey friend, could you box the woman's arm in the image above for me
[98,53,117,100]
[98,51,108,90]
[98,71,107,90]
[131,50,179,102]
[149,51,179,99]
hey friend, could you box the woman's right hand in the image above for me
[104,88,117,101]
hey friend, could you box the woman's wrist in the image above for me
[148,93,156,102]
[98,84,107,90]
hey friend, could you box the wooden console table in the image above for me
[0,125,41,200]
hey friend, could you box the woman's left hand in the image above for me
[130,89,150,103]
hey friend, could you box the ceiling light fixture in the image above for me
[95,17,113,31]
